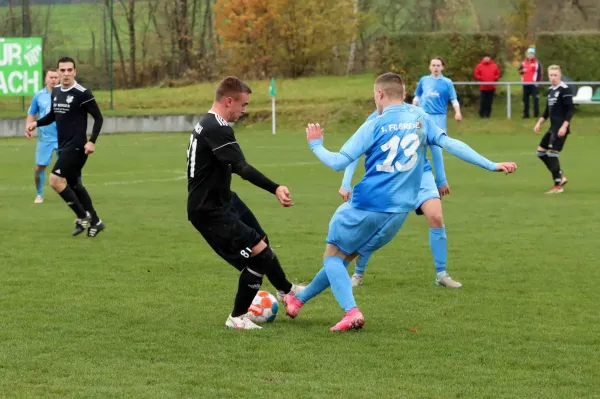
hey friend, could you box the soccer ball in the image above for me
[247,291,279,323]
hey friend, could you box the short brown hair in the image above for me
[375,72,405,99]
[216,76,252,101]
[46,68,57,75]
[431,56,446,67]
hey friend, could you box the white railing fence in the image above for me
[453,81,600,119]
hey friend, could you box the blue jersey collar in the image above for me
[382,103,407,114]
[430,74,444,79]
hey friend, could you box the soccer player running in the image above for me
[284,73,516,331]
[533,65,573,194]
[26,57,105,237]
[25,69,59,204]
[186,77,304,330]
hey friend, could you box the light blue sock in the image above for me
[354,254,371,275]
[430,227,447,273]
[324,256,356,312]
[36,169,45,196]
[296,260,350,304]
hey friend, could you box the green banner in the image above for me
[0,37,43,96]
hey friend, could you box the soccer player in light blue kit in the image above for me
[342,106,461,288]
[25,69,60,204]
[348,56,464,288]
[283,73,516,331]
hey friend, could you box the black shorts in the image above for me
[191,193,266,271]
[52,148,88,184]
[539,130,569,152]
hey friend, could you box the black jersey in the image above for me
[187,112,247,219]
[49,82,98,149]
[543,82,574,133]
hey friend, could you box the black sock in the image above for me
[58,186,88,219]
[231,268,263,317]
[536,151,555,183]
[547,153,562,184]
[251,247,293,294]
[73,183,99,224]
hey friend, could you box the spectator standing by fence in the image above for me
[519,47,543,119]
[474,53,501,118]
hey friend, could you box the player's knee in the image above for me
[36,165,46,172]
[49,173,66,191]
[427,213,444,228]
[248,246,276,275]
[70,177,83,190]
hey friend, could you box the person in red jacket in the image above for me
[474,53,501,118]
[518,47,543,118]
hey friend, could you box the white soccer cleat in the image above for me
[351,273,363,287]
[225,314,262,330]
[34,195,44,204]
[277,283,306,302]
[436,272,462,288]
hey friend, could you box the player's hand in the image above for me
[558,126,567,137]
[455,112,462,122]
[306,123,324,142]
[275,186,293,207]
[24,128,32,139]
[438,184,450,197]
[339,188,351,202]
[84,141,95,155]
[533,123,541,133]
[495,162,518,174]
[26,121,37,135]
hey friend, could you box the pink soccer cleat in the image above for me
[330,308,365,332]
[283,294,304,319]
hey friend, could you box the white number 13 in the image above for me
[376,133,420,173]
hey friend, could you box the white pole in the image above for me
[272,96,276,135]
[507,83,512,120]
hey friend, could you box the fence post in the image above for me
[507,83,512,120]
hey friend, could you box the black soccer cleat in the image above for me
[72,212,92,236]
[87,221,105,238]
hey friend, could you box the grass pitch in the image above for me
[1,115,600,398]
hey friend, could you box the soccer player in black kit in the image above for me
[27,57,105,236]
[187,77,304,330]
[533,65,574,194]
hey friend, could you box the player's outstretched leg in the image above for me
[351,254,370,287]
[50,173,91,231]
[71,178,105,237]
[260,239,305,302]
[420,199,461,288]
[323,248,364,332]
[285,259,353,318]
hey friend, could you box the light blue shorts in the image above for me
[326,202,408,257]
[428,113,447,132]
[35,140,58,166]
[415,170,440,215]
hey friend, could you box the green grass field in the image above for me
[1,114,600,398]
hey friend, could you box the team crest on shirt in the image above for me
[54,96,57,101]
[554,92,560,97]
[66,95,74,104]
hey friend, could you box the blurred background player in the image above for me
[534,65,573,194]
[27,57,105,237]
[285,73,517,331]
[25,69,60,204]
